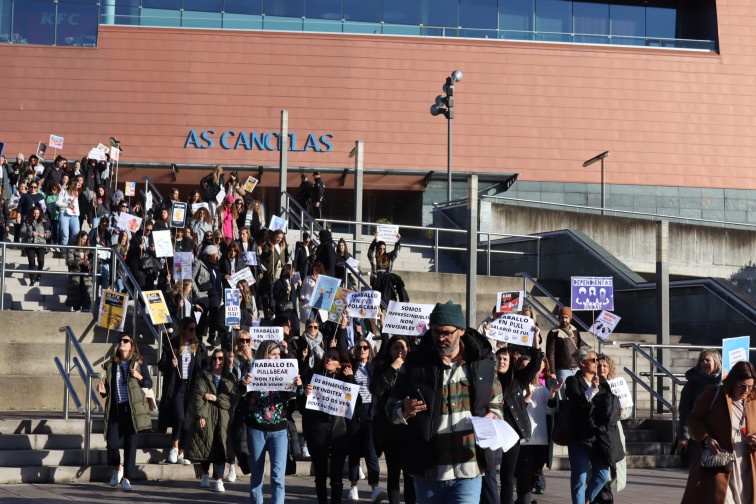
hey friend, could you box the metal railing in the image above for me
[55,326,101,466]
[143,176,164,206]
[281,192,324,241]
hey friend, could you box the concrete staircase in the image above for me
[1,244,69,311]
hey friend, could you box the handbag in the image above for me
[552,399,574,446]
[700,447,734,473]
[279,300,295,313]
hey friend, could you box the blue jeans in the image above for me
[58,213,80,246]
[556,368,578,399]
[247,426,288,504]
[568,441,610,504]
[414,476,482,504]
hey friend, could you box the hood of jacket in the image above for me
[684,367,721,385]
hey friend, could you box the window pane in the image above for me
[0,0,14,41]
[536,0,571,41]
[343,21,381,33]
[141,7,181,27]
[460,0,496,29]
[263,15,302,30]
[182,10,221,28]
[383,23,421,35]
[500,0,534,38]
[424,0,459,28]
[610,4,644,36]
[344,0,381,22]
[143,0,180,8]
[57,1,98,46]
[13,0,55,45]
[305,0,341,20]
[384,0,420,25]
[223,12,262,29]
[646,6,676,39]
[265,0,302,18]
[101,0,139,26]
[573,1,608,44]
[183,0,221,12]
[303,18,342,31]
[224,0,262,15]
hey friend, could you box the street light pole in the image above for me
[430,70,463,203]
[583,151,610,215]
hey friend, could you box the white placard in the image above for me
[224,288,241,326]
[607,377,634,409]
[376,224,399,244]
[495,291,524,313]
[191,202,209,213]
[124,182,136,197]
[88,147,106,161]
[248,326,284,350]
[229,267,255,287]
[305,374,360,420]
[145,191,154,211]
[246,359,299,392]
[215,186,227,205]
[383,300,433,336]
[588,310,622,338]
[242,251,257,266]
[467,416,520,452]
[151,230,173,258]
[346,257,361,271]
[345,290,381,319]
[269,215,287,231]
[173,252,193,280]
[115,212,142,233]
[488,314,535,345]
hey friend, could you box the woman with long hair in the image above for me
[682,359,756,504]
[97,333,152,491]
[167,279,201,326]
[91,185,111,228]
[56,176,82,245]
[191,207,214,243]
[215,194,239,244]
[367,232,402,303]
[299,261,325,323]
[228,329,254,481]
[241,339,303,504]
[157,317,208,466]
[185,347,235,492]
[43,181,60,244]
[273,263,299,330]
[678,349,723,466]
[260,229,288,319]
[301,317,325,373]
[220,241,245,288]
[200,164,224,215]
[20,205,50,285]
[303,346,355,504]
[65,231,92,312]
[0,192,10,242]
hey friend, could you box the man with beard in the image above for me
[546,306,586,391]
[387,301,502,503]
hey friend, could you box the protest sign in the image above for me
[37,142,47,159]
[607,377,634,409]
[310,275,341,311]
[488,314,535,346]
[97,142,109,152]
[97,290,128,331]
[383,300,434,336]
[97,248,111,261]
[571,277,614,311]
[142,290,172,325]
[242,252,257,266]
[173,252,193,280]
[145,191,153,211]
[243,176,259,193]
[0,141,5,161]
[345,290,381,319]
[110,145,120,161]
[496,291,524,313]
[346,257,360,271]
[87,147,105,161]
[152,230,173,257]
[191,202,209,213]
[215,186,226,205]
[305,374,360,419]
[49,135,64,149]
[170,202,188,228]
[124,181,136,196]
[376,224,399,244]
[116,212,142,232]
[588,310,621,338]
[229,267,255,287]
[722,336,750,379]
[468,416,520,452]
[248,326,284,350]
[246,359,299,392]
[269,215,287,232]
[327,287,354,322]
[225,289,241,326]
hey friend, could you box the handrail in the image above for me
[58,326,102,466]
[143,176,164,204]
[341,261,389,311]
[623,366,677,440]
[281,192,324,241]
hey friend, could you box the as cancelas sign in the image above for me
[185,129,334,152]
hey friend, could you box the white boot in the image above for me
[109,467,123,486]
[227,464,237,482]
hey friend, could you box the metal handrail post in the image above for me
[92,247,99,309]
[110,250,117,291]
[64,332,71,419]
[536,238,541,278]
[672,383,678,441]
[486,233,491,276]
[632,348,638,419]
[434,231,439,273]
[84,374,93,466]
[1,242,6,310]
[649,355,654,419]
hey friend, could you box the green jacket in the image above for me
[185,370,234,462]
[101,356,153,439]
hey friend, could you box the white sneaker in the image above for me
[200,474,210,488]
[348,486,359,501]
[215,479,225,492]
[168,447,178,464]
[302,443,311,459]
[370,486,387,504]
[227,464,237,482]
[109,467,123,486]
[177,453,192,465]
[359,466,366,480]
[121,478,132,491]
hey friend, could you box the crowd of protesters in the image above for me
[4,153,754,504]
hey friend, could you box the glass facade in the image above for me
[0,0,716,51]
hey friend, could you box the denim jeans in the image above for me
[568,441,610,504]
[556,368,578,399]
[248,426,288,504]
[414,476,482,504]
[58,213,80,246]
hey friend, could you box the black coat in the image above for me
[200,173,224,201]
[315,241,337,278]
[219,255,247,288]
[678,367,721,440]
[156,336,209,433]
[293,241,315,277]
[498,347,545,442]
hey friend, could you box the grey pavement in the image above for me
[0,468,688,503]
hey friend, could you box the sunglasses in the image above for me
[214,356,225,361]
[357,346,370,351]
[30,185,38,189]
[307,325,319,329]
[119,338,131,344]
[238,338,250,343]
[584,358,598,363]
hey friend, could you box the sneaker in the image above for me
[348,486,359,501]
[359,466,366,480]
[200,474,210,488]
[121,478,132,491]
[168,447,178,464]
[227,464,237,482]
[177,453,192,465]
[215,479,225,492]
[302,442,311,459]
[109,467,123,486]
[370,487,387,504]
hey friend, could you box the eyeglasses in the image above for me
[737,384,754,391]
[145,228,153,232]
[30,185,38,189]
[238,338,250,343]
[378,247,386,251]
[119,338,131,345]
[307,325,319,329]
[432,328,457,338]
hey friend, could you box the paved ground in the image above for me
[0,468,688,503]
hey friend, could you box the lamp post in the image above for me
[430,70,463,202]
[583,151,610,215]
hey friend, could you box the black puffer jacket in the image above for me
[498,347,545,442]
[678,367,721,440]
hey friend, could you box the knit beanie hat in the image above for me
[429,301,466,329]
[558,306,572,319]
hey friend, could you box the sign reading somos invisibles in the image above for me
[185,130,334,152]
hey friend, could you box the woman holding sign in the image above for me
[240,340,303,504]
[368,233,402,304]
[304,347,355,504]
